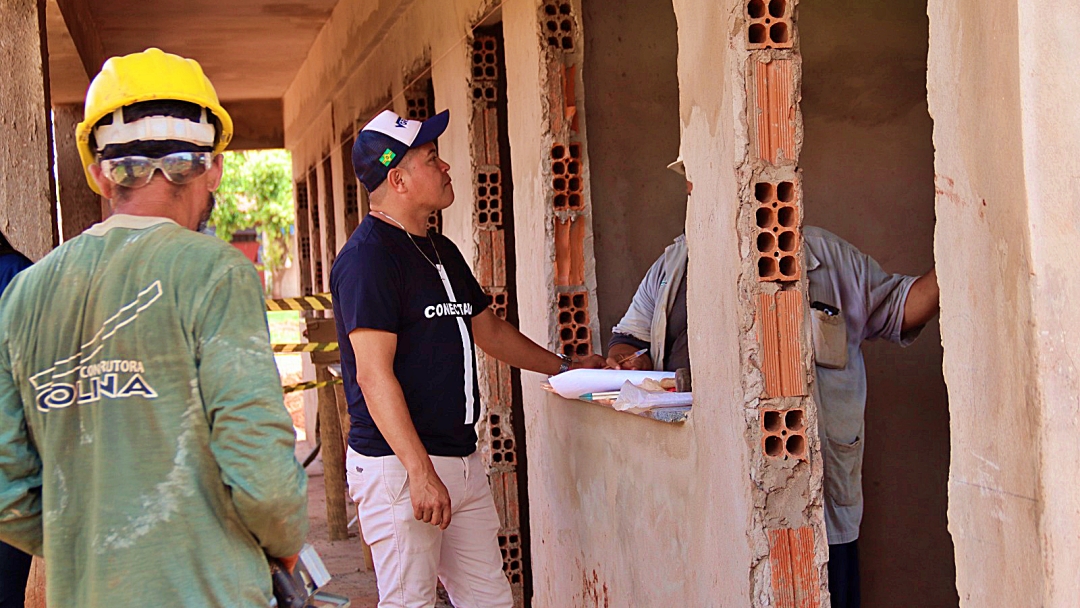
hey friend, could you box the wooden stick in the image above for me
[316,365,349,541]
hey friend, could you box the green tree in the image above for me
[210,150,295,295]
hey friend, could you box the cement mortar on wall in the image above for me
[734,9,831,602]
[1,0,56,260]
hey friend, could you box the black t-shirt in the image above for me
[330,214,489,457]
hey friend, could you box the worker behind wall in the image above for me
[606,157,940,608]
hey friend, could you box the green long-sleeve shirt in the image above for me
[0,214,308,607]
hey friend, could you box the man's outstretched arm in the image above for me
[472,309,605,373]
[349,328,453,529]
[903,268,940,331]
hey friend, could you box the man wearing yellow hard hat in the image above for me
[0,49,308,607]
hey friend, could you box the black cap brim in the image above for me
[413,110,449,147]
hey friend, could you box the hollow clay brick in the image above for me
[760,408,807,461]
[768,528,797,608]
[426,211,441,234]
[569,215,585,285]
[496,359,513,407]
[540,0,576,52]
[498,530,525,587]
[757,291,807,397]
[767,527,820,608]
[476,229,494,287]
[564,64,579,134]
[746,0,794,50]
[752,59,797,165]
[550,143,585,211]
[484,106,500,164]
[475,169,504,229]
[489,469,520,530]
[547,62,566,136]
[404,78,433,122]
[554,217,572,286]
[472,36,499,83]
[789,526,821,607]
[557,291,593,357]
[754,179,800,281]
[486,410,518,472]
[554,216,585,287]
[491,228,507,287]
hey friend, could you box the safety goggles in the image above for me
[98,151,214,189]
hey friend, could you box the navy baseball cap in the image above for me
[352,109,450,193]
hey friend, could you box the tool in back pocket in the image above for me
[810,301,848,370]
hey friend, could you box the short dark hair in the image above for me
[91,100,220,160]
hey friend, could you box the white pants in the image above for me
[346,448,513,608]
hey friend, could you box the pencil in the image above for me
[616,348,648,366]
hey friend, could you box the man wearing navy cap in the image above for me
[332,109,604,607]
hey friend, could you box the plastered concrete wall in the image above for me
[282,0,492,264]
[1017,3,1080,604]
[1,0,56,260]
[580,0,685,348]
[928,0,1080,604]
[53,103,102,240]
[798,1,957,605]
[510,0,756,602]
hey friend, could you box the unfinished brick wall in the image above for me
[736,0,828,604]
[540,0,598,358]
[341,131,361,236]
[295,178,314,296]
[307,168,324,292]
[321,154,338,272]
[467,27,528,607]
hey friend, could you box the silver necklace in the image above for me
[374,210,444,269]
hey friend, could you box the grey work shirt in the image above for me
[610,227,922,545]
[803,226,921,545]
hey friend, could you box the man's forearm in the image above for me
[359,372,434,475]
[903,268,940,331]
[474,314,563,375]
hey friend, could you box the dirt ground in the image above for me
[299,439,381,606]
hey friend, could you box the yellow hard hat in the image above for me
[75,48,233,194]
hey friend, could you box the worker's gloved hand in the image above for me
[570,354,608,370]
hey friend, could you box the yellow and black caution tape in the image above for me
[282,377,344,394]
[273,342,339,353]
[265,293,333,312]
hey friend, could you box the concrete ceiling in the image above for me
[47,0,339,105]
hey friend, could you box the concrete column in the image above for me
[53,103,102,239]
[0,0,56,259]
[929,0,1080,605]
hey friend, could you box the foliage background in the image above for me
[210,149,295,280]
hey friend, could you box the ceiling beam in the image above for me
[53,0,104,78]
[224,99,285,150]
